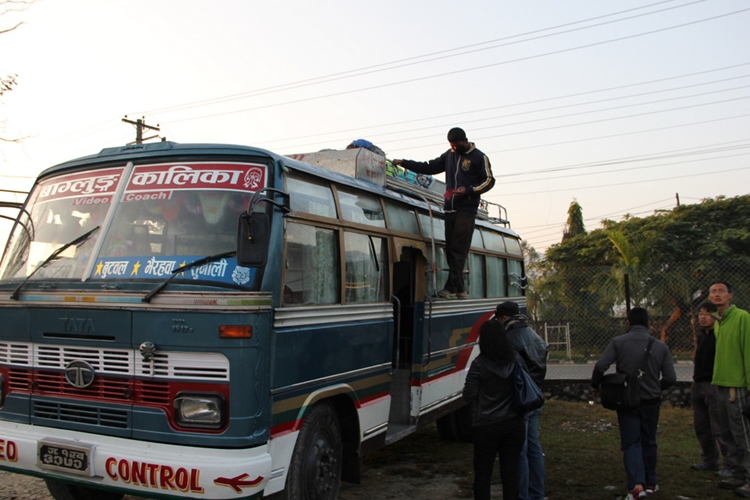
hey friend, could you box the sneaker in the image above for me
[436,289,456,300]
[625,485,647,499]
[691,462,719,471]
[717,468,734,478]
[736,482,750,498]
[719,477,745,490]
[645,484,659,494]
[456,291,468,300]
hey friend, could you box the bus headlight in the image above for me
[173,393,225,429]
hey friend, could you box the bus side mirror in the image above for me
[237,211,270,267]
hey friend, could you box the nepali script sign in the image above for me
[125,162,267,196]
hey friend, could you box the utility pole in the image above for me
[675,192,680,206]
[122,116,161,144]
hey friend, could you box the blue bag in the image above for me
[511,352,544,413]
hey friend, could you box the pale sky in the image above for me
[1,0,748,252]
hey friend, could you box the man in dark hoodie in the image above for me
[393,127,495,300]
[495,301,548,500]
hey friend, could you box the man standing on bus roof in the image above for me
[392,127,495,300]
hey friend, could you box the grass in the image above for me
[361,400,730,499]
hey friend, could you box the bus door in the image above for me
[388,238,427,438]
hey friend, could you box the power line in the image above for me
[161,6,750,125]
[501,140,750,180]
[497,164,750,198]
[261,68,750,150]
[135,0,697,117]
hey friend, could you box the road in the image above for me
[546,361,693,381]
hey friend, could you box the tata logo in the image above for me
[64,361,96,389]
[60,317,96,334]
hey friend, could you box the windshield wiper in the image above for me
[10,226,101,300]
[142,250,236,303]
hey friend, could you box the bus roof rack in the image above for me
[288,147,510,227]
[480,200,510,228]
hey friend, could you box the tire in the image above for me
[282,401,342,500]
[436,404,473,442]
[45,479,124,500]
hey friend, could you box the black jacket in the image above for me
[693,327,716,383]
[504,314,548,388]
[400,143,495,214]
[462,353,520,426]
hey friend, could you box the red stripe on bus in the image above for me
[354,392,389,409]
[455,310,495,369]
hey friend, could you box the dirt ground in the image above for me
[0,424,472,500]
[0,466,469,500]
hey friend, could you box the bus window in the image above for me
[284,222,339,305]
[418,212,445,241]
[287,175,336,219]
[504,236,523,256]
[481,229,506,252]
[508,259,524,297]
[471,228,483,249]
[344,232,388,303]
[1,168,120,280]
[426,246,448,298]
[487,255,507,297]
[468,253,485,298]
[338,188,385,228]
[383,200,419,235]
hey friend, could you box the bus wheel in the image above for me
[436,404,473,442]
[45,479,124,500]
[284,401,342,500]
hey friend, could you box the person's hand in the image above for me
[392,159,403,166]
[454,186,467,196]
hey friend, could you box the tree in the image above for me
[522,240,543,321]
[607,228,657,309]
[538,195,750,352]
[562,199,586,241]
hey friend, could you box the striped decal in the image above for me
[0,292,273,310]
[270,369,390,437]
[410,310,495,386]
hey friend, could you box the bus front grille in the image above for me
[33,400,129,428]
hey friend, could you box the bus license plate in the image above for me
[38,440,92,476]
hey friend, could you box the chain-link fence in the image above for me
[524,257,750,363]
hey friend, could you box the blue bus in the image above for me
[0,141,525,499]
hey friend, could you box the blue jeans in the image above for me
[617,404,660,490]
[519,408,545,500]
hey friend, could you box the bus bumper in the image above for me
[0,420,272,499]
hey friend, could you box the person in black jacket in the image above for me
[691,301,730,475]
[463,319,526,500]
[496,301,548,500]
[393,127,495,300]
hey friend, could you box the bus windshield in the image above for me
[0,161,267,288]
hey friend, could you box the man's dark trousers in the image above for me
[444,210,475,294]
